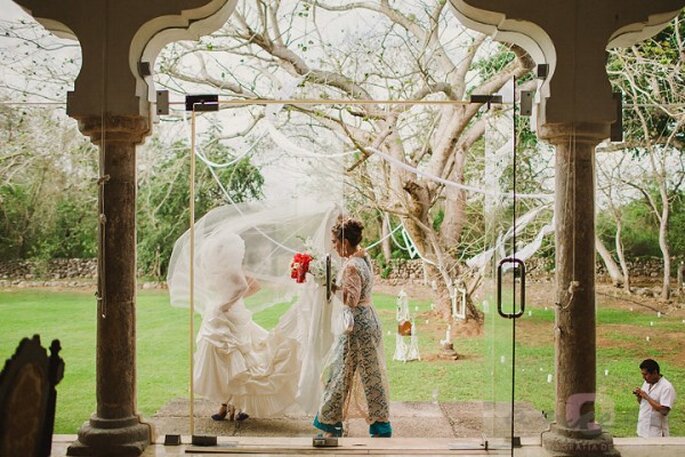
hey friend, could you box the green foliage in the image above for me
[365,212,414,261]
[432,208,444,232]
[668,193,685,259]
[598,188,685,269]
[598,192,685,270]
[471,45,515,82]
[596,211,615,241]
[0,185,97,260]
[620,201,661,258]
[0,103,98,261]
[599,198,661,259]
[373,253,393,279]
[136,124,264,278]
[38,194,98,259]
[0,104,264,279]
[0,184,33,258]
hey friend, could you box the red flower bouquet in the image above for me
[290,252,314,283]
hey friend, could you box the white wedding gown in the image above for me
[167,200,340,417]
[194,294,302,416]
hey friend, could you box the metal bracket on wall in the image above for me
[185,94,219,112]
[156,90,169,116]
[469,94,503,109]
[137,61,151,77]
[610,92,623,142]
[537,63,549,80]
[520,90,534,116]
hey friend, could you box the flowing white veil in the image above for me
[167,198,341,415]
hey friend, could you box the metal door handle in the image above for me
[497,257,525,319]
[325,254,332,301]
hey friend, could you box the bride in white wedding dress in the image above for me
[167,200,340,419]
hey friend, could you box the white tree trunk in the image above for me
[379,214,392,262]
[614,220,631,293]
[658,193,671,299]
[595,235,622,287]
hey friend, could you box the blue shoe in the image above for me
[313,415,343,437]
[369,421,392,437]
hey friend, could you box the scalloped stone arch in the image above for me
[449,0,684,127]
[133,0,238,116]
[12,0,237,120]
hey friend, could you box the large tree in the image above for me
[596,152,642,292]
[0,98,98,260]
[606,11,685,299]
[155,0,537,321]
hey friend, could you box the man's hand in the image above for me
[634,387,671,415]
[633,387,644,404]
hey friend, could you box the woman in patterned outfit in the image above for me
[313,218,392,438]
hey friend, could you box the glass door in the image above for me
[164,94,529,449]
[480,95,522,452]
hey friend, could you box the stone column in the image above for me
[540,122,619,457]
[68,115,152,457]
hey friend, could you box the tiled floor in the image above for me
[51,435,685,456]
[46,400,685,456]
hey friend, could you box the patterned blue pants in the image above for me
[317,306,390,425]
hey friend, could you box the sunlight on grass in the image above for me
[1,287,683,437]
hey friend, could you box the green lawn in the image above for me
[1,288,683,437]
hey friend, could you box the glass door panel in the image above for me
[481,100,518,451]
[166,96,525,447]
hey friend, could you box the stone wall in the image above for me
[0,258,97,288]
[376,259,426,281]
[0,258,97,280]
[596,257,669,278]
[0,256,675,287]
[377,257,556,282]
[0,259,171,289]
[376,257,672,282]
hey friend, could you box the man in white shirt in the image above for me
[634,358,676,437]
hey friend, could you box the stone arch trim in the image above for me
[132,0,239,117]
[12,0,237,120]
[448,0,684,126]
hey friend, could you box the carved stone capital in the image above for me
[538,122,611,147]
[77,114,150,146]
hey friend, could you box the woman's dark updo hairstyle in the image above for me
[332,217,364,247]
